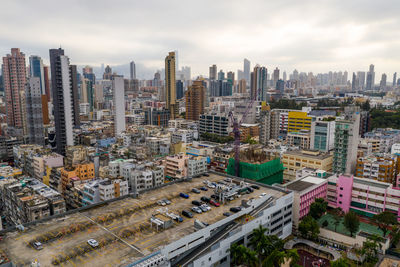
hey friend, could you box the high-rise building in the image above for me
[332,111,360,174]
[130,61,136,80]
[176,80,184,99]
[273,67,280,85]
[283,71,287,81]
[82,65,95,85]
[243,58,250,85]
[2,48,27,131]
[209,64,217,80]
[238,79,246,94]
[393,72,397,87]
[357,71,366,90]
[259,105,271,145]
[165,52,177,120]
[250,65,267,101]
[310,120,335,152]
[351,72,357,91]
[29,56,45,95]
[218,70,225,80]
[227,71,235,90]
[113,76,125,135]
[82,78,94,112]
[276,79,284,93]
[43,66,51,101]
[49,48,80,155]
[181,66,191,80]
[103,65,112,80]
[366,64,375,90]
[185,80,205,121]
[380,73,387,90]
[25,77,44,145]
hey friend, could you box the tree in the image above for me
[361,234,383,263]
[249,225,268,265]
[330,258,348,267]
[309,198,328,220]
[262,250,286,267]
[372,211,397,237]
[332,207,344,232]
[298,216,320,240]
[284,249,300,267]
[322,220,329,227]
[229,243,249,266]
[390,225,400,248]
[344,211,360,237]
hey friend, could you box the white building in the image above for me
[187,156,208,177]
[99,179,129,201]
[79,103,90,115]
[113,76,125,135]
[172,129,196,144]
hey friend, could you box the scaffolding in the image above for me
[226,158,284,185]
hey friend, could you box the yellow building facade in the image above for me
[288,111,312,132]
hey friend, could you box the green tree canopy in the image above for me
[330,257,348,267]
[332,207,344,232]
[372,211,397,237]
[298,216,320,241]
[309,198,328,220]
[344,211,360,237]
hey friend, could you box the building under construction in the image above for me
[226,146,284,185]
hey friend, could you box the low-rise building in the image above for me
[286,130,311,149]
[282,150,333,181]
[165,153,188,179]
[187,156,208,177]
[99,179,129,201]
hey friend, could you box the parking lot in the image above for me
[0,173,283,266]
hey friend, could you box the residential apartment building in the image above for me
[282,150,333,181]
[185,80,205,121]
[355,156,397,183]
[332,112,360,174]
[199,113,229,136]
[129,165,164,193]
[165,153,188,179]
[187,156,208,178]
[363,128,400,154]
[286,130,311,149]
[99,179,129,201]
[172,129,196,144]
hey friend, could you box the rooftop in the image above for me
[0,173,285,267]
[284,149,332,160]
[286,175,326,192]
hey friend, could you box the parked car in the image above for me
[259,193,267,198]
[209,200,220,207]
[192,200,202,206]
[210,194,218,199]
[223,212,232,217]
[180,193,189,199]
[33,241,43,250]
[192,188,201,194]
[200,186,208,191]
[246,187,254,193]
[182,210,193,218]
[250,185,260,190]
[163,199,171,205]
[174,216,183,222]
[199,205,208,212]
[207,183,216,189]
[230,207,242,213]
[201,204,211,211]
[203,173,210,177]
[192,206,202,214]
[87,239,99,248]
[201,196,211,203]
[157,200,166,206]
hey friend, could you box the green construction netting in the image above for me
[226,158,284,185]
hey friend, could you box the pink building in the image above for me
[2,48,27,129]
[284,175,328,227]
[327,174,400,220]
[165,153,188,179]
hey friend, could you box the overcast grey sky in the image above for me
[0,0,399,79]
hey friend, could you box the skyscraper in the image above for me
[380,73,387,90]
[283,71,287,81]
[2,48,27,132]
[49,48,80,155]
[130,61,136,80]
[238,79,246,94]
[83,65,95,84]
[43,65,51,101]
[176,80,184,99]
[366,64,375,90]
[250,65,267,101]
[103,65,112,80]
[273,67,280,86]
[185,80,205,121]
[357,71,366,90]
[227,71,235,90]
[113,76,125,135]
[25,77,44,145]
[243,58,250,85]
[351,72,357,91]
[165,52,178,120]
[218,70,225,80]
[209,64,217,80]
[29,56,45,94]
[393,72,397,87]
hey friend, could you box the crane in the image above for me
[228,88,261,177]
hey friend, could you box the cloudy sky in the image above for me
[0,0,399,80]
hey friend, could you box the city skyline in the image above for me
[0,0,399,79]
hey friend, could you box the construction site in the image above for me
[226,146,285,185]
[0,172,285,267]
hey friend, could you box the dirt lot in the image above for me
[0,174,282,266]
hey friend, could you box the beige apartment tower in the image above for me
[185,80,205,121]
[165,52,178,119]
